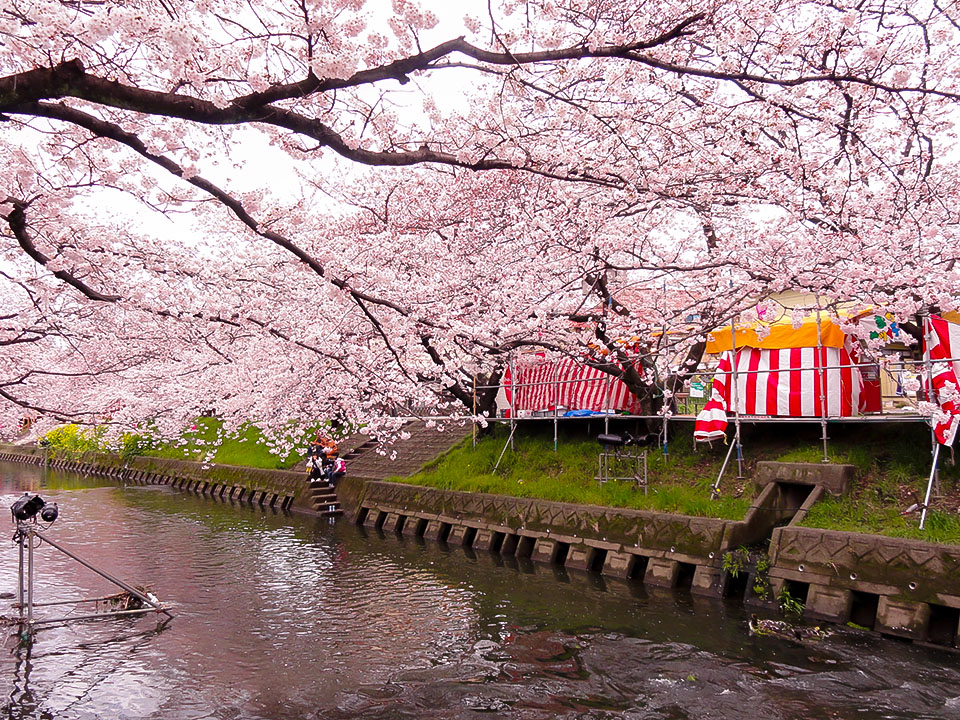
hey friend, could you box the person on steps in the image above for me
[325,453,346,487]
[307,452,326,482]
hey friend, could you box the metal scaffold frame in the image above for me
[476,311,959,530]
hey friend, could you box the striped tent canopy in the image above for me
[695,315,865,441]
[503,355,643,416]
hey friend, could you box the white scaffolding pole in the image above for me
[509,353,516,452]
[729,318,743,479]
[920,443,941,531]
[815,303,829,463]
[921,314,940,508]
[604,372,612,436]
[553,362,559,452]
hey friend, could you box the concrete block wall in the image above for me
[770,525,960,646]
[347,480,755,598]
[0,444,307,511]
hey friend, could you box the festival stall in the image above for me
[501,354,643,417]
[694,313,867,441]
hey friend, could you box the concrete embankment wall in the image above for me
[769,526,960,642]
[344,476,803,595]
[344,465,960,648]
[0,445,312,512]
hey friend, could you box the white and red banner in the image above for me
[694,345,864,441]
[694,353,732,441]
[503,356,642,415]
[924,315,960,446]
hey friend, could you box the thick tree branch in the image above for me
[2,198,121,302]
[12,101,436,325]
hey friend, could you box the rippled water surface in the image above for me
[1,461,959,719]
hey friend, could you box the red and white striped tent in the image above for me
[925,314,960,446]
[502,355,643,416]
[694,315,865,441]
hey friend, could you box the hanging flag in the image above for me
[694,352,731,441]
[924,315,960,446]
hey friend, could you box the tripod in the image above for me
[13,518,172,632]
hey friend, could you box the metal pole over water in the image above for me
[12,500,172,633]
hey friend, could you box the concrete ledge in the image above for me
[644,558,679,588]
[564,544,593,572]
[473,528,496,550]
[691,565,723,596]
[756,461,854,495]
[382,512,403,532]
[601,551,636,578]
[877,597,931,640]
[805,584,853,622]
[423,520,448,541]
[532,538,560,564]
[448,524,475,546]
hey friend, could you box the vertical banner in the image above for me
[925,315,960,446]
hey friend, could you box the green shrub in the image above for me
[722,546,750,578]
[778,587,805,618]
[43,425,103,458]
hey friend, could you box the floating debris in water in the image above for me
[749,614,828,641]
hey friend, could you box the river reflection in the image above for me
[1,461,958,719]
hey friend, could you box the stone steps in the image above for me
[310,479,342,516]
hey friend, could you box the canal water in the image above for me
[1,461,958,719]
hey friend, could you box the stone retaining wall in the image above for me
[768,525,960,642]
[0,445,310,512]
[347,479,789,596]
[347,476,960,647]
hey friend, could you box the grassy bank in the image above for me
[744,422,960,544]
[39,416,960,543]
[391,424,752,520]
[43,419,310,470]
[392,421,960,540]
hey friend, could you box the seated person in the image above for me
[306,433,323,460]
[307,453,327,481]
[320,435,338,459]
[326,454,346,486]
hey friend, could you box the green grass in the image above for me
[773,423,960,545]
[801,494,960,544]
[391,425,751,520]
[135,418,322,469]
[393,421,960,540]
[44,418,319,470]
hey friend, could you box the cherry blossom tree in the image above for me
[1,0,958,445]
